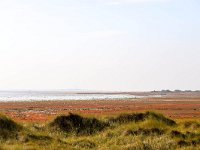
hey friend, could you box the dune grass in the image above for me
[0,114,22,140]
[0,112,200,149]
[49,113,109,135]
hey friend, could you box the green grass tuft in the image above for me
[108,113,145,124]
[145,111,176,126]
[107,111,176,126]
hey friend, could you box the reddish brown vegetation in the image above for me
[0,98,200,122]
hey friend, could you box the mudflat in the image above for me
[0,97,200,122]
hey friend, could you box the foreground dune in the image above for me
[0,111,200,149]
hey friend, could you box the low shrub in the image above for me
[49,113,108,135]
[0,114,22,139]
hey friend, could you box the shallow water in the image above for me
[0,91,143,101]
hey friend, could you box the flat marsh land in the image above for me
[0,97,200,122]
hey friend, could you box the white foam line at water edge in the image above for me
[0,94,144,101]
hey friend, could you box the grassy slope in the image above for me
[0,112,200,150]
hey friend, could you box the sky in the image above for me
[0,0,200,91]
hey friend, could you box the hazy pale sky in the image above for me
[0,0,200,91]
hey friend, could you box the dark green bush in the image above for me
[49,113,108,135]
[0,114,22,139]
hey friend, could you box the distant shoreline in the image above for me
[0,90,200,102]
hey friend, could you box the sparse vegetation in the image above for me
[0,112,200,149]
